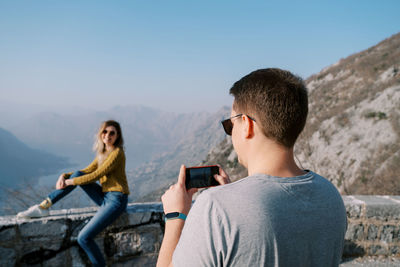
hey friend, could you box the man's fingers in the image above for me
[177,165,186,186]
[214,173,231,185]
[217,165,229,179]
[214,165,231,185]
[214,174,228,185]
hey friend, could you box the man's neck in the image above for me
[246,141,305,178]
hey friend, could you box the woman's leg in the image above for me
[17,173,104,220]
[79,182,104,206]
[77,192,128,267]
[47,171,84,205]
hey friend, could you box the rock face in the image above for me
[296,32,400,195]
[202,32,400,194]
[1,197,400,266]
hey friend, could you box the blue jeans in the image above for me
[48,171,128,267]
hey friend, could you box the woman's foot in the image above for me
[17,205,49,219]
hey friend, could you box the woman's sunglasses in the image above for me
[102,129,116,136]
[221,114,256,136]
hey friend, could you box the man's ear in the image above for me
[243,115,255,139]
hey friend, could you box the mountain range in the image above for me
[0,127,71,189]
[2,32,399,214]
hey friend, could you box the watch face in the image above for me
[165,212,180,219]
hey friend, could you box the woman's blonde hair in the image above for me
[93,120,124,164]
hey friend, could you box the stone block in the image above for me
[106,224,162,260]
[18,219,69,253]
[106,230,141,258]
[95,236,105,257]
[381,225,397,243]
[136,225,163,254]
[396,225,400,243]
[368,244,389,256]
[0,226,16,244]
[18,219,68,238]
[367,224,379,240]
[108,212,130,229]
[42,249,71,267]
[70,219,91,238]
[367,204,400,220]
[390,245,399,255]
[70,246,89,267]
[113,254,158,267]
[17,240,64,256]
[0,246,16,265]
[127,212,152,226]
[354,196,400,220]
[395,225,400,242]
[345,223,364,241]
[344,197,363,219]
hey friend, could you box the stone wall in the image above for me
[0,203,165,266]
[0,196,399,266]
[344,195,400,257]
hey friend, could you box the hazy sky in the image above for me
[1,1,399,113]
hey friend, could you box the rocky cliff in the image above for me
[203,32,400,194]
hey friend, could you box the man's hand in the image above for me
[161,165,198,215]
[214,165,231,185]
[157,165,198,267]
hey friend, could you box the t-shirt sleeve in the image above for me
[172,191,226,267]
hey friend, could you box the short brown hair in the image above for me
[230,68,308,148]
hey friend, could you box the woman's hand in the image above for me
[161,165,198,215]
[64,179,74,187]
[56,174,66,189]
[214,165,231,185]
[56,173,74,189]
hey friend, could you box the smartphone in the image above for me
[185,165,220,189]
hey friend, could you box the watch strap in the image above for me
[164,212,187,222]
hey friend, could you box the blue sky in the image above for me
[0,1,399,113]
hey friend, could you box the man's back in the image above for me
[173,171,347,267]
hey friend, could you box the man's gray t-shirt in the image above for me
[173,171,347,267]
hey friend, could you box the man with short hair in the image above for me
[157,68,347,267]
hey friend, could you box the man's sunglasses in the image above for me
[102,129,116,136]
[221,114,256,136]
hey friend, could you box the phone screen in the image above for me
[185,166,219,189]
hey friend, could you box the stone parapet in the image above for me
[343,195,400,257]
[0,202,165,266]
[0,196,399,266]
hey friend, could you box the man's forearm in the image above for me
[157,220,185,267]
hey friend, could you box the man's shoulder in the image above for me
[197,171,341,204]
[194,174,282,206]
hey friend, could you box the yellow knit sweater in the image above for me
[67,147,130,195]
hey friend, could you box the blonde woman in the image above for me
[17,120,130,267]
